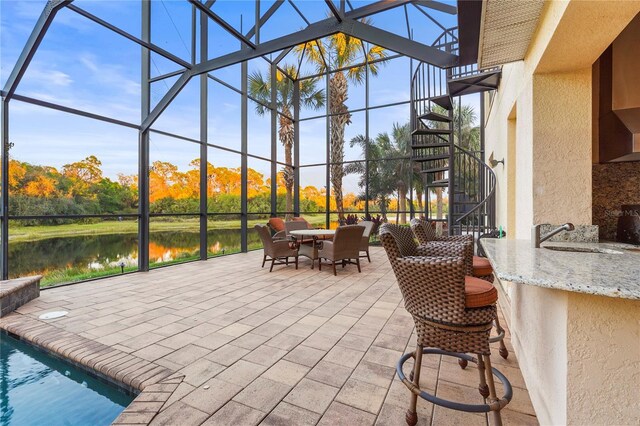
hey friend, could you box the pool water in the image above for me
[0,333,135,426]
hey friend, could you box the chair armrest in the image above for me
[317,240,333,256]
[273,240,296,250]
[435,235,473,243]
[272,230,286,240]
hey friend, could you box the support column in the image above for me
[293,79,300,216]
[364,55,369,218]
[1,100,9,279]
[241,59,248,252]
[325,73,331,229]
[270,64,277,217]
[138,0,151,271]
[199,8,208,260]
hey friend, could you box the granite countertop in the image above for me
[480,239,640,300]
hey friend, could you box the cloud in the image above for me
[23,67,73,87]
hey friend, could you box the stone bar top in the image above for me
[480,239,640,300]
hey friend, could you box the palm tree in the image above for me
[248,64,324,219]
[344,134,394,220]
[346,122,416,224]
[297,28,387,220]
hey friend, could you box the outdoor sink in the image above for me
[543,246,623,254]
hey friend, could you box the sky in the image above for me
[0,0,473,194]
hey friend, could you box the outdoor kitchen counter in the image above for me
[480,239,640,300]
[479,238,640,425]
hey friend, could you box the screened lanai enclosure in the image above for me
[1,0,499,286]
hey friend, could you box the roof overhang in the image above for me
[477,0,545,69]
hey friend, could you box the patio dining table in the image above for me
[289,229,335,269]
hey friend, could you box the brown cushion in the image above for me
[464,276,498,308]
[268,217,285,232]
[473,255,493,277]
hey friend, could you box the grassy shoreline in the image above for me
[9,215,328,243]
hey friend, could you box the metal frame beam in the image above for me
[344,0,412,20]
[240,60,248,252]
[270,63,278,217]
[1,100,9,279]
[66,4,193,70]
[326,0,343,22]
[345,19,457,68]
[190,0,256,49]
[199,10,208,261]
[139,0,151,272]
[293,80,300,216]
[245,0,284,40]
[414,0,457,15]
[2,0,72,101]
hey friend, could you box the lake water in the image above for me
[9,229,261,285]
[0,332,134,425]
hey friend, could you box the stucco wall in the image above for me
[484,62,534,239]
[532,70,593,226]
[483,2,640,424]
[509,283,568,425]
[566,293,640,425]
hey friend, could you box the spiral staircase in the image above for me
[410,28,501,237]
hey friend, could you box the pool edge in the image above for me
[0,313,184,425]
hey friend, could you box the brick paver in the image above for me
[0,248,537,425]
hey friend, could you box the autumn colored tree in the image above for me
[62,155,103,197]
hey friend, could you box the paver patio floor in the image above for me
[1,247,537,425]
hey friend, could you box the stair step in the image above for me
[430,94,453,110]
[412,128,452,136]
[421,166,449,174]
[411,142,450,149]
[412,154,450,162]
[418,111,452,123]
[448,69,501,97]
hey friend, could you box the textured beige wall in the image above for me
[509,283,568,425]
[484,1,640,424]
[506,282,640,425]
[566,293,640,425]
[532,70,593,226]
[484,62,534,239]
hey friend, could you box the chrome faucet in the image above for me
[532,223,575,248]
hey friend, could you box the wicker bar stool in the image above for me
[379,224,512,426]
[410,218,495,281]
[410,218,509,360]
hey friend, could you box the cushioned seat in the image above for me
[473,255,493,277]
[268,217,285,232]
[465,276,498,308]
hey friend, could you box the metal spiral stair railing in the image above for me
[410,27,499,238]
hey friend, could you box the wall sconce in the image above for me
[488,152,504,168]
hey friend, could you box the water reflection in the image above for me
[9,229,260,285]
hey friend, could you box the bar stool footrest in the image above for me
[397,349,512,413]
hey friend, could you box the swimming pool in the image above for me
[0,332,135,425]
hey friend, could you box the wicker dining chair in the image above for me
[255,224,298,272]
[359,220,375,262]
[317,225,365,276]
[410,218,509,360]
[379,223,511,426]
